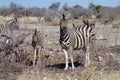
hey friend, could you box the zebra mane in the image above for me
[83,19,95,27]
[83,19,89,25]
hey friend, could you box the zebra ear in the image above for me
[62,14,66,20]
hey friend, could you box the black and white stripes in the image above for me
[59,14,95,70]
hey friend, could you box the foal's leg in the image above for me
[33,48,37,67]
[83,47,87,67]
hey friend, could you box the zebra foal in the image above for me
[32,28,44,67]
[59,14,95,70]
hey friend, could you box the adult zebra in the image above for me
[59,14,95,70]
[5,18,19,31]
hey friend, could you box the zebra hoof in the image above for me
[64,67,68,70]
[72,67,75,70]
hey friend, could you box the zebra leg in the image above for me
[84,47,87,67]
[83,47,88,67]
[87,45,90,66]
[69,48,75,69]
[63,49,69,70]
[70,53,75,69]
[84,45,90,67]
[33,48,37,67]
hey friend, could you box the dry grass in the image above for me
[0,15,13,23]
[17,63,120,80]
[0,16,120,80]
[0,16,40,24]
[0,16,60,26]
[20,17,38,23]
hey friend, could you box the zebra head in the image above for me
[60,14,68,35]
[13,18,19,30]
